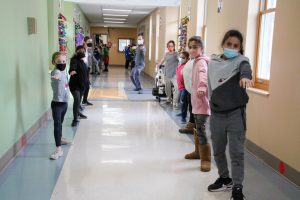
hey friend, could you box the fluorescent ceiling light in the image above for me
[104,21,125,24]
[104,18,126,21]
[103,14,129,17]
[103,8,132,12]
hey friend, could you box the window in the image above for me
[118,39,132,52]
[255,0,277,90]
[149,15,152,60]
[155,13,160,62]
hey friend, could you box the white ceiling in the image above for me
[65,0,180,27]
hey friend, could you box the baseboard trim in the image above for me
[245,139,300,188]
[0,110,51,173]
[141,71,155,84]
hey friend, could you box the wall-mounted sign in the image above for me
[218,0,223,13]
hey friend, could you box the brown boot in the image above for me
[199,143,211,172]
[179,122,195,134]
[185,129,200,159]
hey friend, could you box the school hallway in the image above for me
[1,0,300,199]
[0,66,298,200]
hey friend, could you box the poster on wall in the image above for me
[58,13,67,53]
[218,0,223,13]
[75,22,84,47]
[178,16,189,52]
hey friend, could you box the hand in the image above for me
[70,71,77,76]
[197,91,205,98]
[239,78,253,88]
[51,75,60,80]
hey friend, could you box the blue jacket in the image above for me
[125,47,130,60]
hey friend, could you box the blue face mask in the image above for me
[178,58,185,65]
[223,48,239,59]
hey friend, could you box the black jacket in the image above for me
[69,56,88,91]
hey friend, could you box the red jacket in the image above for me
[176,63,185,91]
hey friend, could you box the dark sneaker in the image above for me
[78,113,87,119]
[134,88,139,91]
[231,187,246,200]
[71,120,78,127]
[85,101,93,106]
[208,177,233,192]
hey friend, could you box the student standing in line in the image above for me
[130,34,146,94]
[184,36,211,172]
[157,40,179,107]
[207,30,253,200]
[129,44,136,70]
[50,52,72,160]
[82,36,96,105]
[179,58,196,134]
[103,44,110,72]
[93,45,101,75]
[176,51,190,123]
[124,45,131,69]
[69,45,88,127]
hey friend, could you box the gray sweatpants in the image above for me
[165,76,179,104]
[210,108,246,187]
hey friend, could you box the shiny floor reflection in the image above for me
[51,101,224,200]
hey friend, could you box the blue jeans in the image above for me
[180,89,188,120]
[130,66,144,90]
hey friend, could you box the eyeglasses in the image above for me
[188,45,200,49]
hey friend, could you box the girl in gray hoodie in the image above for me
[50,52,70,160]
[207,30,253,200]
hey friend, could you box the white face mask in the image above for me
[178,58,185,64]
[137,39,144,45]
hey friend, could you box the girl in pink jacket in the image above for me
[185,36,211,172]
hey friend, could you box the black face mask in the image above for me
[77,52,85,59]
[56,63,66,71]
[87,43,93,47]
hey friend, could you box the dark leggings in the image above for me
[71,89,82,121]
[51,101,68,147]
[125,60,130,69]
[187,93,195,123]
[83,85,90,103]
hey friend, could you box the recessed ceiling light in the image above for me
[104,21,125,24]
[103,14,129,17]
[103,8,132,12]
[104,26,108,27]
[103,18,126,21]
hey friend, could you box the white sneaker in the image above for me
[50,149,63,160]
[61,137,73,145]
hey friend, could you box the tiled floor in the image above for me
[1,66,299,200]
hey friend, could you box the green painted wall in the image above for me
[0,0,90,159]
[47,0,64,70]
[64,2,75,61]
[64,2,90,61]
[0,0,52,158]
